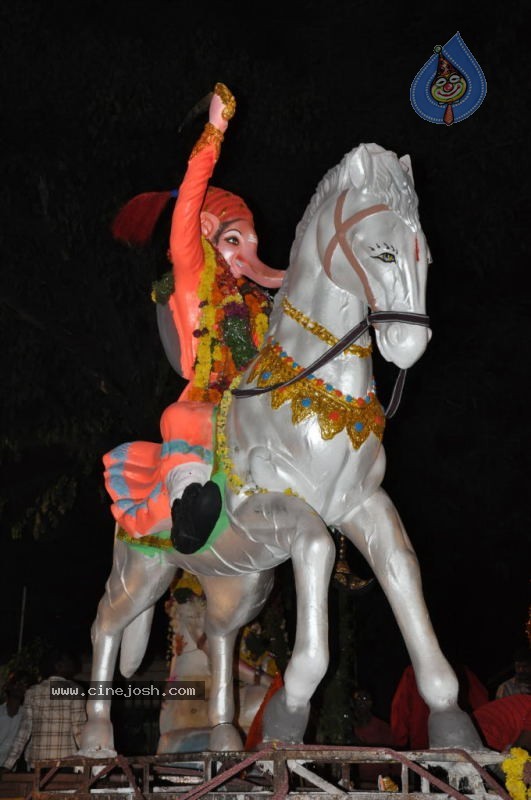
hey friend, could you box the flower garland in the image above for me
[215,376,246,493]
[188,239,271,404]
[502,747,531,800]
[215,375,301,500]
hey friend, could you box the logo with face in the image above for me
[410,32,487,126]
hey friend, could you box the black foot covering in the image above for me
[170,481,222,554]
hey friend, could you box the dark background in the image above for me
[1,0,529,723]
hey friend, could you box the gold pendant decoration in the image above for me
[247,342,385,450]
[333,533,375,592]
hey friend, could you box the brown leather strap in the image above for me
[232,310,430,418]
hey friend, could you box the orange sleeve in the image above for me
[170,137,219,281]
[166,125,222,379]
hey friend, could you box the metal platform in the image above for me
[0,746,510,800]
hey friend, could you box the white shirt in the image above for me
[0,703,23,766]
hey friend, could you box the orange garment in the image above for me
[390,664,489,749]
[104,401,216,538]
[244,672,284,750]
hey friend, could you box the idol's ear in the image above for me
[200,211,221,241]
[399,154,414,184]
[349,144,374,190]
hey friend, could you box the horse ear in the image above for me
[349,144,374,190]
[399,154,414,183]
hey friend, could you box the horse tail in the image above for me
[119,606,155,677]
[111,190,177,246]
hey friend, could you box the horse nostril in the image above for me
[387,323,403,346]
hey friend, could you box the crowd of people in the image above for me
[349,647,531,790]
[0,650,86,774]
[1,643,529,791]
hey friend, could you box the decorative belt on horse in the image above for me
[244,341,386,450]
[232,309,430,418]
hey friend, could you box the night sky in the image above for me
[1,0,529,721]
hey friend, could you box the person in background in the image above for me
[390,662,489,750]
[351,689,399,790]
[1,651,86,771]
[0,672,32,768]
[496,647,531,699]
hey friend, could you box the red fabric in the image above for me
[244,672,284,750]
[472,694,531,751]
[111,191,173,246]
[353,716,398,783]
[202,186,253,223]
[466,668,490,710]
[390,664,489,749]
[390,665,429,749]
[354,716,395,746]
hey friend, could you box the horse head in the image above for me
[293,143,432,370]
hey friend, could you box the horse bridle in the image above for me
[233,194,430,419]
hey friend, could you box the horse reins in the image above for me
[233,195,430,419]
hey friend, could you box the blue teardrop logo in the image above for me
[410,32,487,125]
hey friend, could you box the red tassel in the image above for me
[111,191,173,246]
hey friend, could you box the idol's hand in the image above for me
[209,82,236,132]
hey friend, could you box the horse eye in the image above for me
[372,252,396,264]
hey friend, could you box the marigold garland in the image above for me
[151,239,271,404]
[215,377,245,493]
[187,238,271,404]
[215,376,300,500]
[502,747,531,800]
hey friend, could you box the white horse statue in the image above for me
[80,142,484,757]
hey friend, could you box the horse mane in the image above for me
[290,143,420,262]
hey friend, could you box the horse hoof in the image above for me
[262,688,310,744]
[428,707,484,749]
[209,723,243,751]
[78,720,116,759]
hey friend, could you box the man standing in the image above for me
[496,647,531,699]
[2,651,86,771]
[0,672,31,767]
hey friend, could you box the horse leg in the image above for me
[261,507,336,744]
[79,535,176,756]
[199,570,275,751]
[339,488,484,749]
